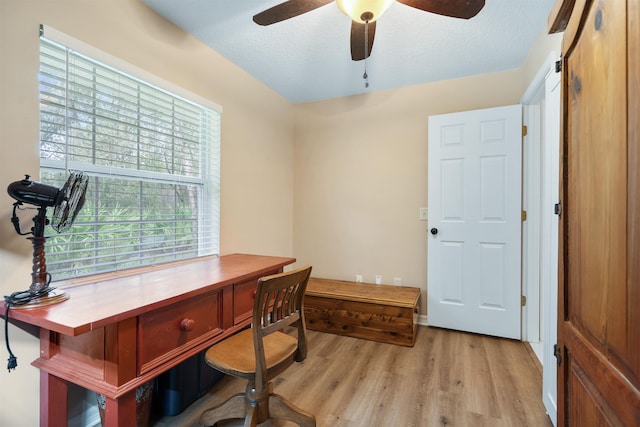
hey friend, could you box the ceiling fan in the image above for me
[253,0,486,61]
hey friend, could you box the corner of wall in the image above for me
[521,26,564,93]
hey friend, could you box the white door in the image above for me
[541,62,561,426]
[427,105,522,340]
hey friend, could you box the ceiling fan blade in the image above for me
[398,0,485,19]
[253,0,334,26]
[351,20,376,61]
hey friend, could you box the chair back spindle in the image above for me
[254,266,311,386]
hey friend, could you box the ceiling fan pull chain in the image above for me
[363,20,369,88]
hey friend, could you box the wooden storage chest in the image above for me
[303,278,421,347]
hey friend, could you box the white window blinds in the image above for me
[39,33,221,280]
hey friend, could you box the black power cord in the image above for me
[3,274,53,372]
[3,300,17,371]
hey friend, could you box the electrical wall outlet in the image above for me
[355,274,363,283]
[375,275,382,284]
[393,277,402,286]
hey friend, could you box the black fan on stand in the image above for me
[4,171,87,371]
[6,171,88,308]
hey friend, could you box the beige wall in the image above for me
[0,1,295,425]
[522,27,564,88]
[293,27,562,315]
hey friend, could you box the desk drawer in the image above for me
[138,291,222,374]
[233,277,257,324]
[233,269,279,324]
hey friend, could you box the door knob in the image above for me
[430,228,438,235]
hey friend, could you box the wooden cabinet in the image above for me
[1,254,295,426]
[549,0,639,425]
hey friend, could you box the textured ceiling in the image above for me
[143,0,556,104]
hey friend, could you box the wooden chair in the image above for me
[199,266,316,427]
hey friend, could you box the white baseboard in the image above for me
[528,341,544,365]
[417,314,428,326]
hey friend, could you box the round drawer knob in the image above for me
[180,318,195,331]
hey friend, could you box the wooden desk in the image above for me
[1,253,295,426]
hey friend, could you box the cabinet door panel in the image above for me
[557,0,640,425]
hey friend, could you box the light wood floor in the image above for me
[152,326,552,427]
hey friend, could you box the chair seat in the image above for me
[205,329,298,377]
[200,266,316,427]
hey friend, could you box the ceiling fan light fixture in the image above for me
[336,0,395,23]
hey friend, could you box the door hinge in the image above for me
[521,295,527,306]
[553,343,563,366]
[522,210,527,221]
[555,59,562,73]
[554,202,562,216]
[522,125,528,137]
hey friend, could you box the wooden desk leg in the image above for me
[40,372,68,427]
[103,391,137,426]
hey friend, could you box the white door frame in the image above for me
[521,51,561,426]
[521,79,543,349]
[520,52,559,347]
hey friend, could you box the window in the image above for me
[38,30,221,280]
